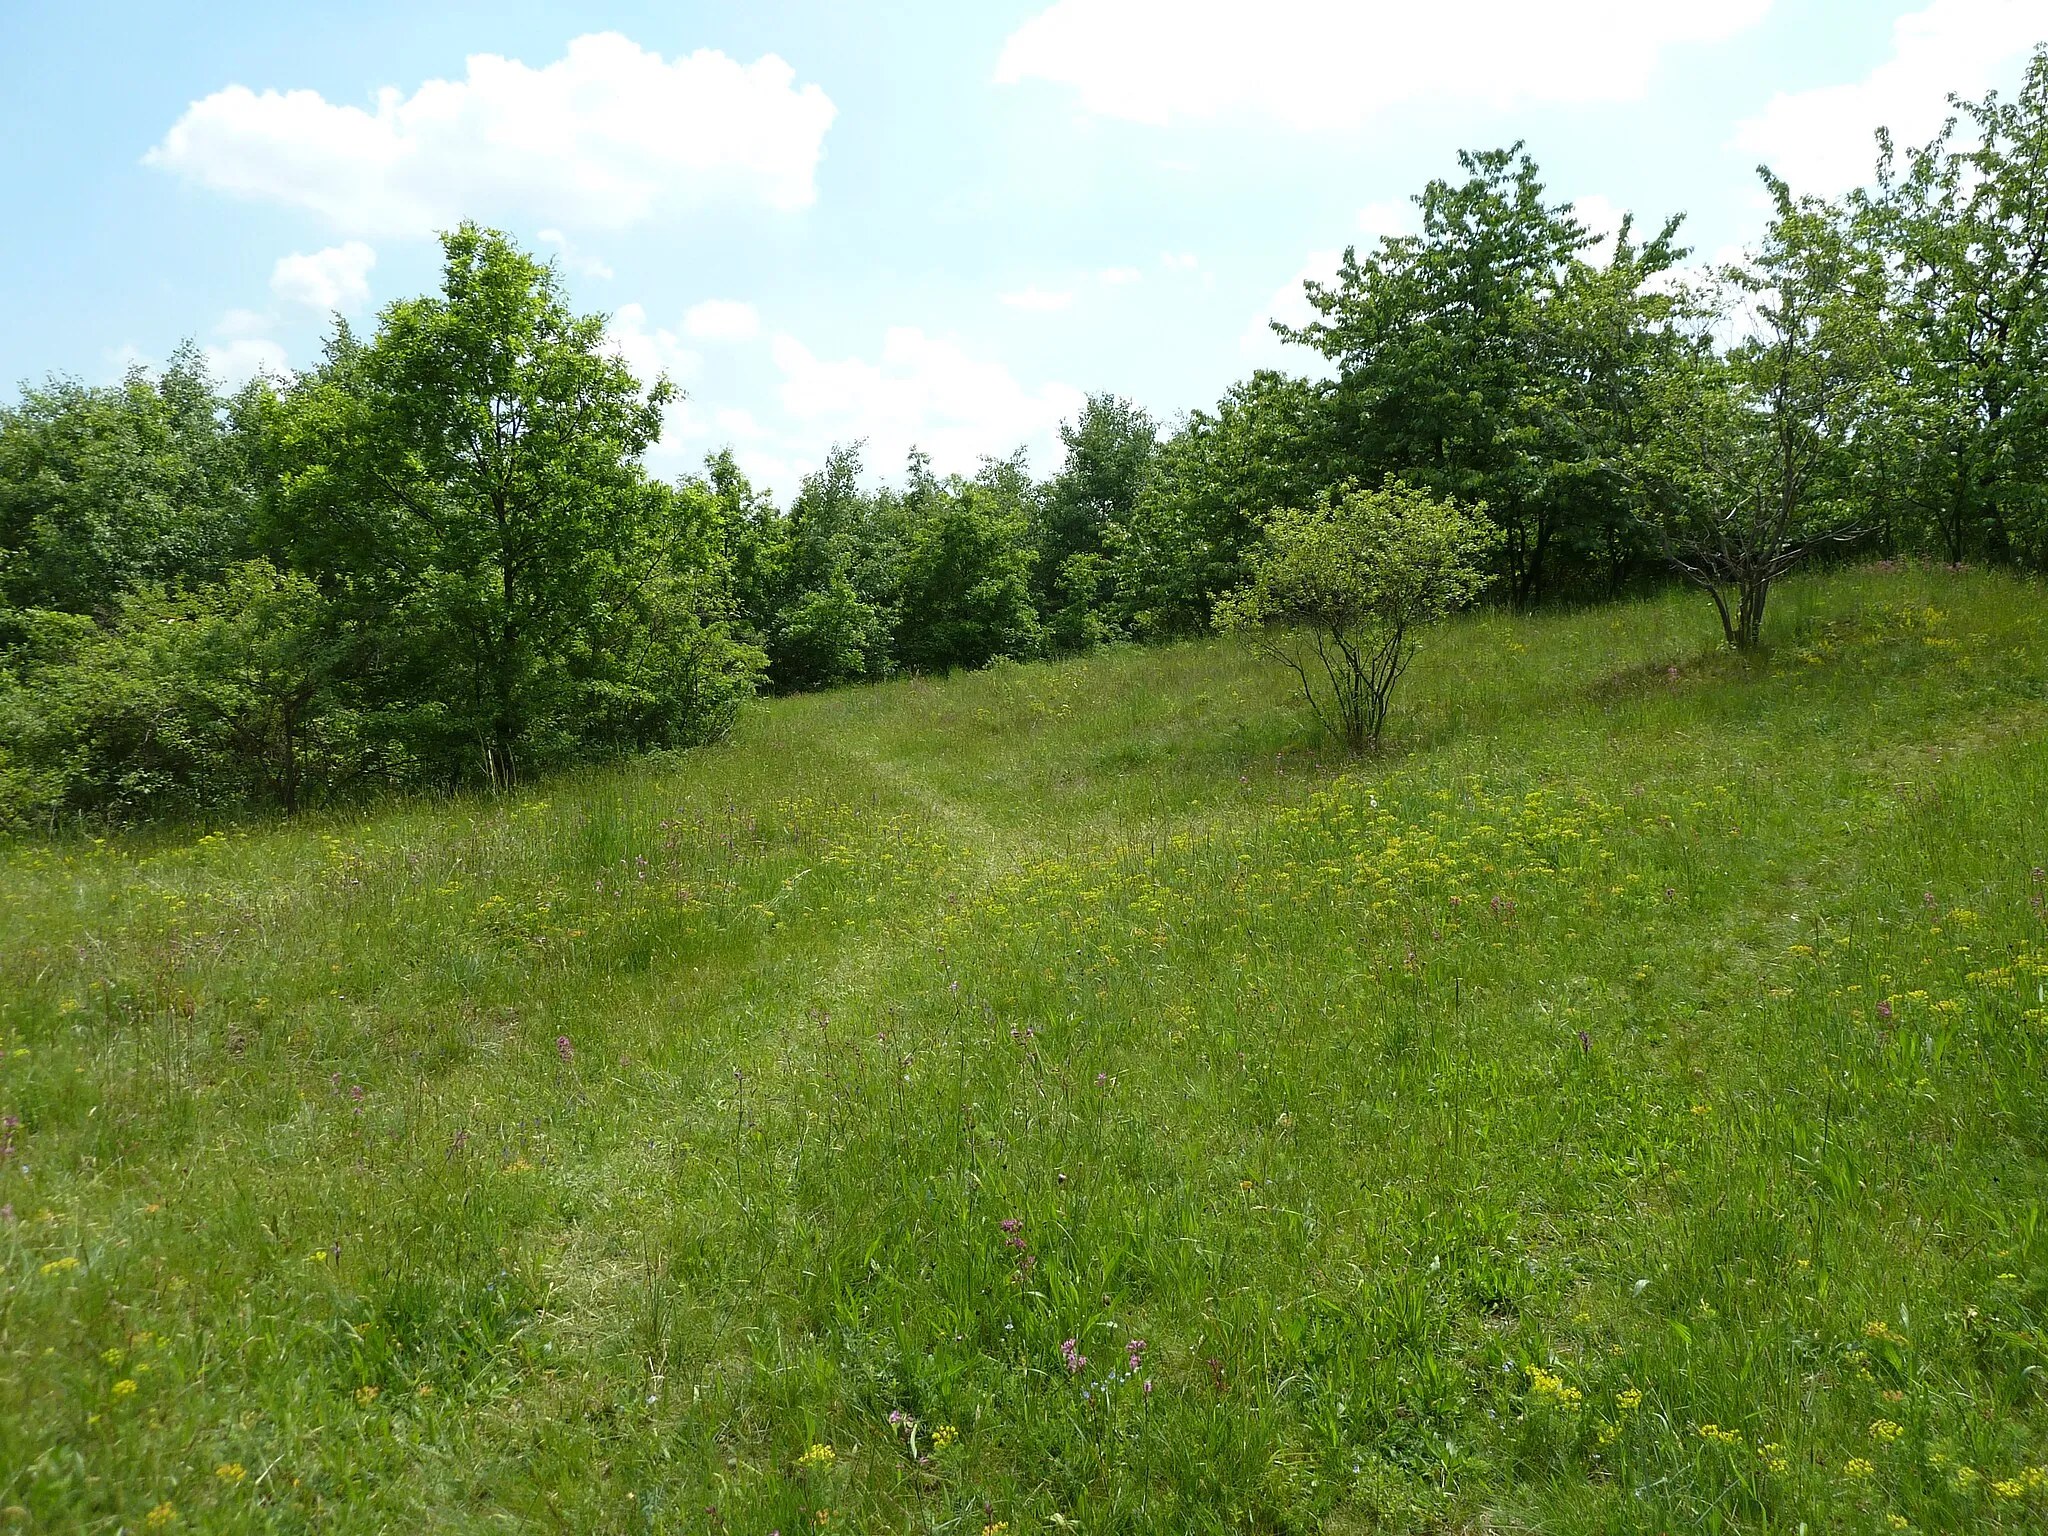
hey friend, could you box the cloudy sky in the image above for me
[4,0,2044,494]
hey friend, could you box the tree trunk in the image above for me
[1737,578,1770,650]
[281,707,298,817]
[1705,584,1738,649]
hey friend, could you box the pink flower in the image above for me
[556,1035,574,1061]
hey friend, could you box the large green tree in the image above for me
[1035,394,1157,649]
[1635,178,1883,649]
[1285,146,1686,605]
[273,225,680,783]
[1108,371,1331,637]
[1861,46,2048,566]
[893,456,1040,674]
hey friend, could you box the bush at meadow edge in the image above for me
[2,563,2046,1534]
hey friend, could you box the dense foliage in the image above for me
[9,49,2048,816]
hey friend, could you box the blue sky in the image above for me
[3,0,2044,495]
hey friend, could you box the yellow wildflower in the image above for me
[40,1256,80,1276]
[796,1443,835,1469]
[355,1384,380,1405]
[1616,1388,1643,1411]
[144,1504,177,1529]
[1845,1457,1875,1478]
[112,1379,138,1397]
[931,1424,957,1451]
[1526,1365,1582,1406]
[215,1463,246,1484]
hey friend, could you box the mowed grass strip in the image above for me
[3,564,2047,1534]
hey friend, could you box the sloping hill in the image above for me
[4,565,2047,1533]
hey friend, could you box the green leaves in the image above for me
[0,346,261,619]
[1218,478,1497,750]
[1288,145,1686,606]
[269,224,741,785]
[893,477,1040,676]
[0,560,334,820]
[1635,179,1882,649]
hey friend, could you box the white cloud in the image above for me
[1098,266,1143,286]
[270,242,377,309]
[996,0,1773,130]
[769,326,1086,479]
[1000,285,1075,311]
[1160,250,1199,270]
[106,343,152,379]
[146,33,837,236]
[1570,193,1629,265]
[215,307,274,337]
[537,228,613,279]
[684,299,762,340]
[1240,250,1340,370]
[1356,200,1419,240]
[607,303,700,382]
[713,406,766,438]
[204,336,290,387]
[1733,0,2044,195]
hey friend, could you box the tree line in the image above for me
[5,49,2047,821]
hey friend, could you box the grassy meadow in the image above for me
[4,563,2048,1534]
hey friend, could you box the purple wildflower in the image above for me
[1061,1338,1087,1375]
[556,1035,574,1061]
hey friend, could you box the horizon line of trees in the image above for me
[6,46,2048,823]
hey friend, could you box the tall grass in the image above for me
[3,564,2046,1533]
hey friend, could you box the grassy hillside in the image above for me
[4,565,2047,1534]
